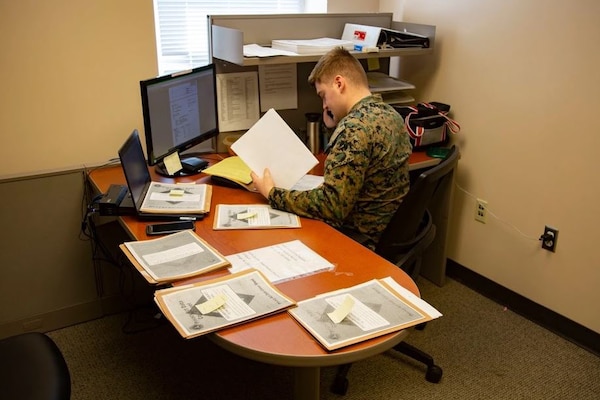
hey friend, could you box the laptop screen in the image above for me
[118,130,151,210]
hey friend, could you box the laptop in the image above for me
[118,129,206,221]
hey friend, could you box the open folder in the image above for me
[202,156,254,191]
[207,108,318,191]
[231,108,318,190]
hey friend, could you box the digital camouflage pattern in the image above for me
[268,94,412,245]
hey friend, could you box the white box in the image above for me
[341,23,383,48]
[342,23,430,50]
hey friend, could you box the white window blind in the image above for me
[153,1,327,75]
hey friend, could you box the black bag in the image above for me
[394,102,460,149]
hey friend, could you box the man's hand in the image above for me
[250,168,275,199]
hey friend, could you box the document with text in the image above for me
[213,204,301,230]
[140,182,212,214]
[226,240,334,284]
[154,269,296,339]
[120,230,230,284]
[288,278,441,350]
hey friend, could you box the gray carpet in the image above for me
[48,277,600,399]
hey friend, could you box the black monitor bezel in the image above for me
[139,63,219,168]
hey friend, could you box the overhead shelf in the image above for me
[209,13,435,66]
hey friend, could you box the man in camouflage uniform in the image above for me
[252,47,412,246]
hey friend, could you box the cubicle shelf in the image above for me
[225,47,433,67]
[209,13,435,67]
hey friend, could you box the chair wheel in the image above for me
[331,376,349,395]
[425,364,443,383]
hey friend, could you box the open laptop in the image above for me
[118,129,205,221]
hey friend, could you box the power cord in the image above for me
[454,182,539,241]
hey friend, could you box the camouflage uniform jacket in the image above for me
[268,94,411,245]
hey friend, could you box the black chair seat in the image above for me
[0,332,71,400]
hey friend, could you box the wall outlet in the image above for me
[475,198,487,223]
[541,226,559,252]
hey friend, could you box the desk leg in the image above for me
[293,366,320,400]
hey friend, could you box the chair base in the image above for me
[330,342,443,395]
[394,341,443,383]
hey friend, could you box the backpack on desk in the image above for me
[394,102,460,150]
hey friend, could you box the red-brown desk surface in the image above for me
[87,151,435,398]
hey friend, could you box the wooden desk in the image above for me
[88,160,427,400]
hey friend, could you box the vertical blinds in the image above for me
[154,0,310,74]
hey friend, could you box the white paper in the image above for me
[225,240,334,284]
[199,285,256,321]
[381,277,443,319]
[258,64,297,111]
[230,108,318,190]
[216,72,260,132]
[142,243,204,266]
[326,294,389,330]
[243,43,298,57]
[291,174,324,191]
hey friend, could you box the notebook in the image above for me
[117,130,211,221]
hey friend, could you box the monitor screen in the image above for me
[140,64,218,176]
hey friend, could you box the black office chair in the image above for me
[332,145,459,395]
[0,332,71,400]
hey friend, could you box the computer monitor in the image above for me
[140,64,219,177]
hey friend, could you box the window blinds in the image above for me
[153,0,309,74]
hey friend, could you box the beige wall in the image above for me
[0,1,156,178]
[383,0,599,333]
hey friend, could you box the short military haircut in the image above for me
[308,47,368,88]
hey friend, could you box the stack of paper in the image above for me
[367,72,415,105]
[271,38,354,55]
[202,156,255,191]
[288,278,442,350]
[119,230,230,284]
[213,204,301,230]
[154,269,296,339]
[367,72,415,93]
[225,240,334,284]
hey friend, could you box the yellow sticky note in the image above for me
[367,57,380,71]
[237,212,257,220]
[169,189,185,197]
[163,152,183,175]
[196,295,227,315]
[327,295,355,324]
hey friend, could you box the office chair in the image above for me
[0,332,71,400]
[332,145,459,395]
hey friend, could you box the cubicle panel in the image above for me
[209,13,394,46]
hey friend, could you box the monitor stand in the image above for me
[154,154,209,177]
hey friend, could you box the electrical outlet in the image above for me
[475,198,487,223]
[541,226,559,252]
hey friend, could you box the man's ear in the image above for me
[333,75,345,92]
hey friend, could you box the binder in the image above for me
[342,23,429,50]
